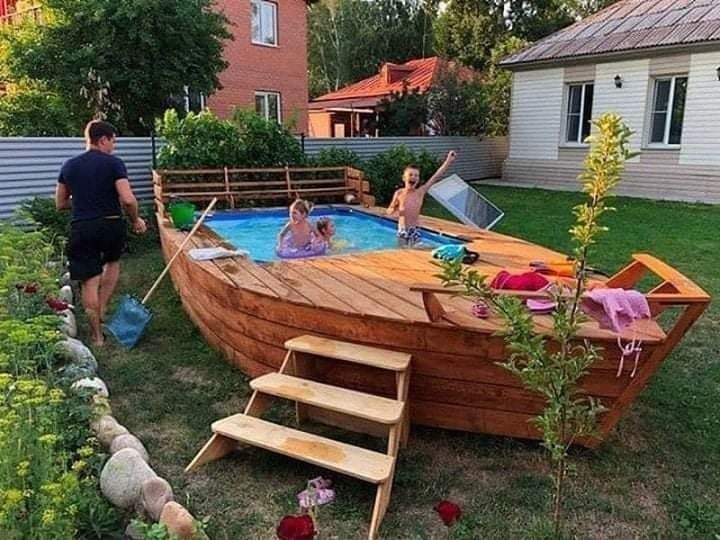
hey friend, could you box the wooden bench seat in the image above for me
[211,414,394,483]
[285,335,412,371]
[251,373,405,424]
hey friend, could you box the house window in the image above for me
[565,83,594,144]
[183,86,206,113]
[649,76,687,145]
[255,91,281,122]
[251,0,277,46]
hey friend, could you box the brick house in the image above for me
[1,0,310,132]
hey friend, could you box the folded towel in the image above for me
[491,270,549,291]
[432,244,466,261]
[581,288,650,333]
[188,247,248,261]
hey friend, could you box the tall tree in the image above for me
[308,0,438,98]
[0,0,230,134]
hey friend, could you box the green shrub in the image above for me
[363,146,441,204]
[232,109,304,167]
[18,197,71,243]
[0,84,78,137]
[309,147,362,169]
[155,109,246,169]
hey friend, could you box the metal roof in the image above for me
[501,0,720,68]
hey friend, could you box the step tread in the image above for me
[212,414,393,483]
[251,373,404,424]
[285,335,411,371]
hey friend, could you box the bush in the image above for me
[0,83,78,137]
[232,110,304,167]
[363,146,441,204]
[309,147,362,169]
[18,197,71,243]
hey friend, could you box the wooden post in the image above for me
[285,165,292,199]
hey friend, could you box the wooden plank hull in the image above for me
[159,215,707,448]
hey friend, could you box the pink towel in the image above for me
[581,288,650,333]
[490,270,550,291]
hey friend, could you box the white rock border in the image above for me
[55,282,205,539]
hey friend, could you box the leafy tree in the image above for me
[482,35,528,136]
[231,110,305,167]
[0,0,230,134]
[426,66,487,135]
[0,82,78,136]
[376,85,428,136]
[308,0,438,97]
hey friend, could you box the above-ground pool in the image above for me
[205,206,463,262]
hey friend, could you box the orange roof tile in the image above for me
[311,57,472,107]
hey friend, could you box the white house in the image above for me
[500,0,720,203]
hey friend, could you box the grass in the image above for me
[96,186,719,539]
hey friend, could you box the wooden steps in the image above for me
[251,373,405,424]
[186,335,413,540]
[286,335,411,371]
[212,414,393,483]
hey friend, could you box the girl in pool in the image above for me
[276,199,327,258]
[315,217,348,251]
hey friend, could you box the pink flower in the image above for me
[276,514,316,540]
[434,500,462,526]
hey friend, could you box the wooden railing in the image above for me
[153,166,375,215]
[0,4,42,25]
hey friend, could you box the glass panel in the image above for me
[650,112,667,143]
[566,115,580,142]
[568,85,582,114]
[267,93,279,122]
[428,175,504,229]
[653,79,671,113]
[669,77,687,145]
[251,1,261,42]
[261,2,276,44]
[581,84,594,142]
[255,94,266,118]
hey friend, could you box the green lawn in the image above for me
[98,186,719,539]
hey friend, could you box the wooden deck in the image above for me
[159,206,708,447]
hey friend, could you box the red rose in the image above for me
[434,500,462,526]
[46,298,70,312]
[276,514,316,540]
[23,284,38,294]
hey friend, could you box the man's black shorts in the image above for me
[68,217,127,281]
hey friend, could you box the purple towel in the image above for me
[582,288,651,333]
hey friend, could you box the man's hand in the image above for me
[132,217,147,234]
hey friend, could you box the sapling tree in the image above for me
[439,113,635,537]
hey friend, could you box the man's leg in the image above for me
[99,261,121,322]
[81,275,104,346]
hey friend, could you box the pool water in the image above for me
[205,206,463,262]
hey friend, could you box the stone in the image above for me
[58,284,74,304]
[55,338,97,371]
[91,394,112,418]
[60,272,72,287]
[141,477,174,521]
[91,415,129,447]
[59,310,78,338]
[100,448,157,510]
[159,502,197,540]
[110,433,150,463]
[71,377,109,398]
[60,363,96,382]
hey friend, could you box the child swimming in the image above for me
[316,217,348,251]
[277,199,316,250]
[387,150,457,246]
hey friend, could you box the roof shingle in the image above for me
[501,0,720,67]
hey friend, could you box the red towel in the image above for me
[491,270,549,291]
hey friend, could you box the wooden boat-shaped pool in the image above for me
[158,207,709,448]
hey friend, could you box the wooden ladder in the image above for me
[186,334,412,540]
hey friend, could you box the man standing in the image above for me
[56,120,147,346]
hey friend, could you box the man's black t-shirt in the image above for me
[58,149,127,222]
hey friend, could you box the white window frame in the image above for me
[251,0,278,47]
[563,82,594,146]
[255,91,282,123]
[183,85,206,113]
[648,75,687,148]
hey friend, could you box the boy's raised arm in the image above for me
[422,150,457,192]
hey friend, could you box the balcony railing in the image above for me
[0,4,43,26]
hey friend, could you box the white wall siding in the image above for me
[508,69,563,160]
[592,59,649,154]
[679,52,720,166]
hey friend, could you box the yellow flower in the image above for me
[77,446,95,458]
[48,389,65,404]
[0,373,12,390]
[39,434,59,446]
[71,460,86,473]
[41,508,56,526]
[16,461,30,478]
[40,483,62,498]
[3,488,23,507]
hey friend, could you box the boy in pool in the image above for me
[277,199,317,250]
[387,150,457,246]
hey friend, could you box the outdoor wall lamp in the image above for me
[716,66,720,81]
[614,74,623,88]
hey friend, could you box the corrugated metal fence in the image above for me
[0,136,507,220]
[0,137,157,220]
[304,136,507,181]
